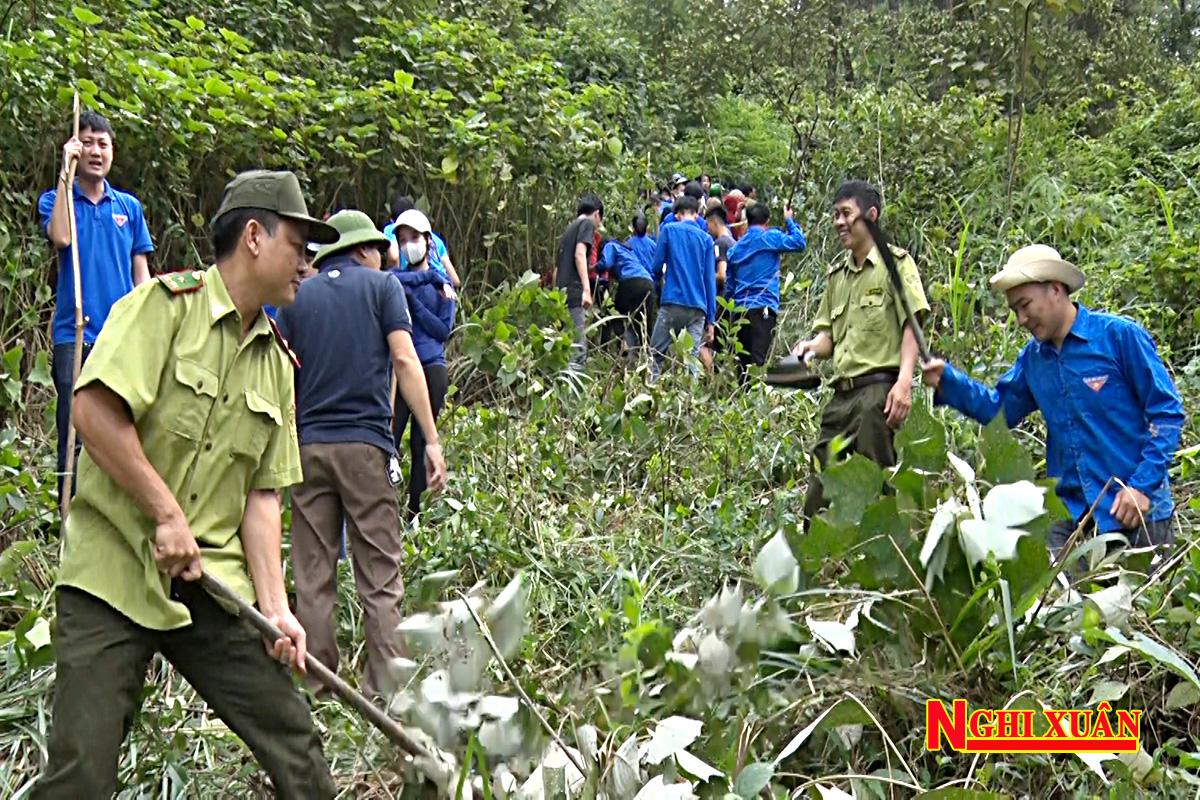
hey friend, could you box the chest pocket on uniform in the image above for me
[858,291,888,331]
[166,359,218,441]
[233,389,282,462]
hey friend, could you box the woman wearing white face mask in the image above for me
[390,210,456,518]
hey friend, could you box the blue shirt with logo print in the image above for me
[38,180,154,345]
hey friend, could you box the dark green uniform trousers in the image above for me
[803,380,896,526]
[32,585,336,799]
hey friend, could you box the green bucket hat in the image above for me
[213,170,338,244]
[312,210,391,267]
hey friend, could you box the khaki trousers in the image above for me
[290,442,404,697]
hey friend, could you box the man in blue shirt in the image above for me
[38,111,154,500]
[922,244,1184,551]
[648,195,717,380]
[727,202,807,375]
[276,209,447,697]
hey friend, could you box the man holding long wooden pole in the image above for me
[38,108,153,510]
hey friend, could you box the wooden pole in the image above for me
[60,92,84,520]
[198,572,438,762]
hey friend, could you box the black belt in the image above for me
[833,370,899,394]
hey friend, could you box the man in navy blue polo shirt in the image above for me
[275,209,447,698]
[38,111,154,499]
[923,244,1184,554]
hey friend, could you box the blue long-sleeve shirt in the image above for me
[627,234,657,272]
[600,240,653,283]
[726,219,807,311]
[935,305,1184,532]
[650,219,717,324]
[389,268,455,366]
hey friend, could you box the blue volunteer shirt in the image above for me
[275,254,412,454]
[600,240,653,283]
[627,233,657,271]
[383,223,450,277]
[935,304,1184,532]
[38,180,154,345]
[650,219,717,324]
[391,269,456,367]
[726,219,807,311]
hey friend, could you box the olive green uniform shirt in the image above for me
[59,267,302,630]
[813,245,930,380]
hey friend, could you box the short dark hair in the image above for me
[739,183,755,195]
[212,209,281,261]
[704,203,727,223]
[695,173,710,183]
[632,213,649,237]
[674,195,700,215]
[390,194,416,219]
[577,194,604,218]
[834,180,883,218]
[683,181,704,200]
[76,111,115,142]
[746,203,770,226]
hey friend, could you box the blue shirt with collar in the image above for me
[275,254,412,454]
[935,304,1184,532]
[38,180,154,345]
[650,218,717,324]
[600,240,653,284]
[726,218,807,311]
[626,233,657,272]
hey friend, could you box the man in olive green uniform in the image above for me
[33,171,340,799]
[792,181,929,525]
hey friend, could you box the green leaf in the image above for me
[978,415,1034,484]
[441,152,459,180]
[606,137,623,158]
[185,15,204,30]
[914,790,1012,799]
[70,6,103,25]
[1166,681,1200,710]
[734,762,773,798]
[818,454,883,528]
[895,396,946,472]
[0,539,37,583]
[393,70,415,91]
[1100,628,1200,690]
[27,351,52,388]
[204,76,232,97]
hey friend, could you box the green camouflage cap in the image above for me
[313,210,391,267]
[213,170,338,244]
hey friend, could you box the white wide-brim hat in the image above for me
[989,244,1085,294]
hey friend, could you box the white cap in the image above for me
[395,209,432,235]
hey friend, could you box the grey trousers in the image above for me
[568,305,587,368]
[649,303,706,380]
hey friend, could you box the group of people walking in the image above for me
[26,111,1187,798]
[555,174,807,382]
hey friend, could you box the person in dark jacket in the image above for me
[390,209,456,519]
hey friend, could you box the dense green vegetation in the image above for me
[2,0,1200,796]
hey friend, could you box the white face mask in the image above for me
[404,238,428,265]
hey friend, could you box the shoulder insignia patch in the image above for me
[157,269,205,295]
[267,314,301,369]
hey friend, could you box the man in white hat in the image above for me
[922,244,1184,552]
